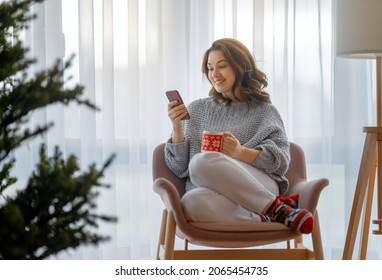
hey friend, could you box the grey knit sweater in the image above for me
[164,97,290,195]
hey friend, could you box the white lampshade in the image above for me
[336,0,382,59]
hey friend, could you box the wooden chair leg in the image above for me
[156,210,168,260]
[163,211,176,260]
[311,211,324,260]
[293,235,303,248]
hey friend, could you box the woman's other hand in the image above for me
[221,131,243,159]
[222,131,261,164]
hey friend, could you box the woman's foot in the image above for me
[277,194,299,208]
[266,197,314,234]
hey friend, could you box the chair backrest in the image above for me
[152,143,186,198]
[152,142,308,199]
[285,142,307,188]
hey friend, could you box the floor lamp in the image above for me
[336,0,382,260]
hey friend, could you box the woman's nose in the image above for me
[211,68,220,77]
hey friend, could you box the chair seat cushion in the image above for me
[189,221,290,232]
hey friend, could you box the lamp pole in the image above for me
[375,56,382,235]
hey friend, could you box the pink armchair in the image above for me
[152,142,329,260]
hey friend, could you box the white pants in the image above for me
[181,152,279,222]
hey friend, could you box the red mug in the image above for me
[201,131,223,152]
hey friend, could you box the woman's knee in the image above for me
[189,152,222,186]
[181,188,221,222]
[181,187,262,222]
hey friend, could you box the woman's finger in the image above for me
[167,100,180,111]
[169,107,187,121]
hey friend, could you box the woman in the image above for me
[165,38,313,234]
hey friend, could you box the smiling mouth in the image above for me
[214,79,225,85]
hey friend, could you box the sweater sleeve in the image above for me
[164,139,190,179]
[252,128,290,175]
[163,99,204,180]
[247,106,290,176]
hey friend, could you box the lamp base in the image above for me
[342,126,382,259]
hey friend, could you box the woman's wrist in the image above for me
[239,146,261,164]
[171,127,185,143]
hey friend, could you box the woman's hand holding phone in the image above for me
[167,100,189,123]
[166,90,190,121]
[166,90,189,143]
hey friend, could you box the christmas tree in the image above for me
[0,0,116,259]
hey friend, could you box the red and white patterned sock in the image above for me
[259,214,271,222]
[265,197,314,234]
[277,194,299,208]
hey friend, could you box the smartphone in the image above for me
[166,90,191,120]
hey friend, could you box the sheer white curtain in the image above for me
[14,0,382,259]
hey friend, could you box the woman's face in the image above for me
[207,50,237,100]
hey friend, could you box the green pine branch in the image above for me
[0,0,117,259]
[0,145,116,260]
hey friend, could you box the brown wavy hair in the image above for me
[201,38,270,105]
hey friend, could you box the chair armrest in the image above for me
[285,178,329,213]
[153,177,188,225]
